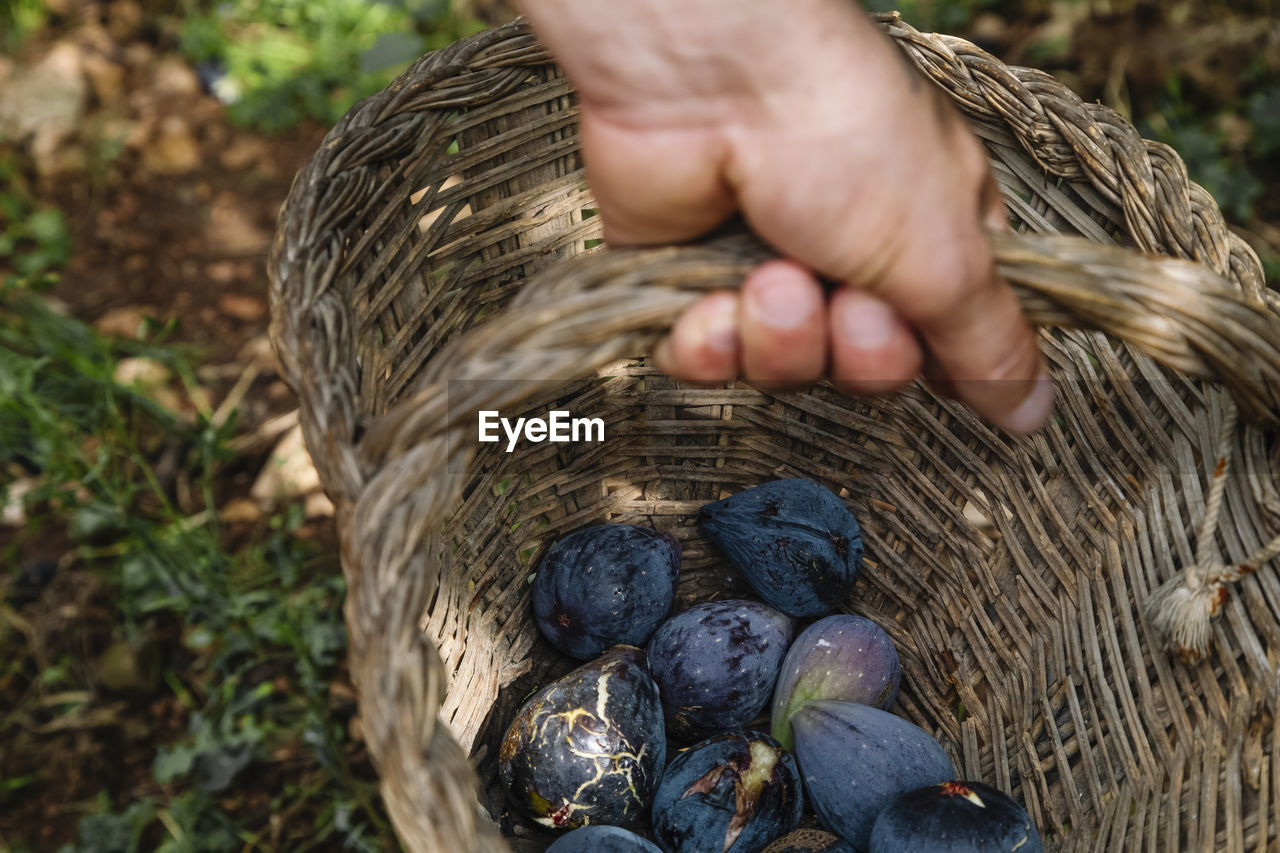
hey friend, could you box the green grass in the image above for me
[0,151,73,288]
[0,289,389,851]
[178,0,486,130]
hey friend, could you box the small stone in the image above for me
[207,193,270,254]
[219,136,268,171]
[219,497,262,524]
[238,334,277,369]
[95,305,155,338]
[0,41,87,175]
[142,115,201,175]
[969,12,1009,47]
[45,0,90,17]
[122,43,155,72]
[3,478,36,528]
[218,293,267,322]
[152,55,201,97]
[251,424,322,503]
[82,51,126,105]
[266,380,293,402]
[107,0,144,41]
[305,491,335,518]
[114,356,171,389]
[206,261,238,283]
[95,639,150,691]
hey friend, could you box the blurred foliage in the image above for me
[0,0,52,54]
[178,0,485,130]
[1138,56,1277,225]
[0,291,388,850]
[0,151,73,288]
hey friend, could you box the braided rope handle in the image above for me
[266,17,1280,853]
[1144,396,1280,662]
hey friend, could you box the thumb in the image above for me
[908,174,1052,434]
[577,107,737,246]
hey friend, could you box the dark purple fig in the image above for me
[499,646,665,830]
[770,615,900,750]
[646,599,795,737]
[652,732,803,853]
[869,781,1043,853]
[792,700,954,850]
[697,479,862,618]
[761,829,857,853]
[546,825,664,852]
[533,524,681,660]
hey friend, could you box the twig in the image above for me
[227,409,300,454]
[212,362,263,429]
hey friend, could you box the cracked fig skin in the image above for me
[499,646,666,831]
[869,781,1043,853]
[697,479,863,618]
[651,731,803,853]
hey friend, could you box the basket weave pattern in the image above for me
[269,16,1280,852]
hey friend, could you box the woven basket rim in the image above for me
[267,15,1280,853]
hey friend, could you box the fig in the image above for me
[761,829,857,852]
[646,599,795,737]
[533,524,681,660]
[546,825,664,852]
[697,479,862,618]
[651,732,803,853]
[792,700,954,850]
[770,614,900,750]
[869,781,1043,853]
[499,646,666,830]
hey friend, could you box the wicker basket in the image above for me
[268,15,1280,852]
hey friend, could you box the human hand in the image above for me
[515,0,1053,433]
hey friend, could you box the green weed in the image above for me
[178,0,485,131]
[0,151,73,288]
[0,291,388,849]
[1140,72,1269,225]
[0,0,50,54]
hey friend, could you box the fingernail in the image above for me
[752,275,817,331]
[1000,368,1055,433]
[703,303,739,354]
[838,294,897,349]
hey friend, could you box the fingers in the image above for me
[654,260,827,388]
[652,292,740,383]
[875,121,1052,433]
[578,110,737,246]
[739,260,827,388]
[899,231,1052,434]
[828,290,923,396]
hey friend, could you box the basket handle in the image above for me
[363,225,1280,466]
[346,226,1280,853]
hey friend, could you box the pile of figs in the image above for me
[499,478,1042,853]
